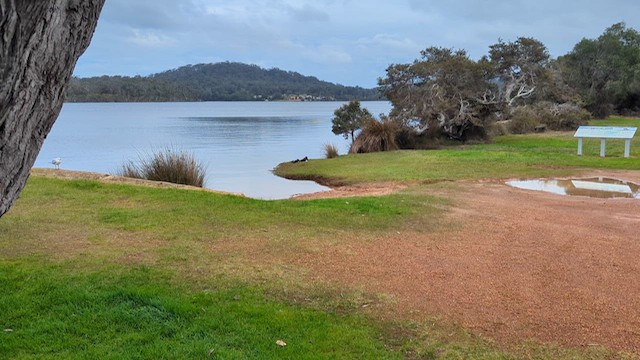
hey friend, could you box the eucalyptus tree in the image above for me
[483,37,551,107]
[379,38,552,141]
[560,22,640,117]
[379,47,495,140]
[0,0,105,217]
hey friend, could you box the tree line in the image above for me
[332,22,640,153]
[560,23,640,117]
[66,62,380,102]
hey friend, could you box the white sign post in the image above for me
[574,126,637,158]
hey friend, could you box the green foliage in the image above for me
[331,100,373,142]
[67,62,380,102]
[118,148,206,187]
[560,22,640,117]
[323,143,340,159]
[349,116,399,153]
[380,47,493,142]
[67,75,179,102]
[485,37,551,106]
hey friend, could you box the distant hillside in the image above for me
[66,62,381,102]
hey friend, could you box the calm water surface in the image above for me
[35,101,392,199]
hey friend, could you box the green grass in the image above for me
[275,117,640,185]
[0,261,398,359]
[1,177,438,241]
[0,178,447,359]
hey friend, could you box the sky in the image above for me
[74,0,640,88]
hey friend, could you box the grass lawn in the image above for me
[1,117,639,359]
[0,261,400,359]
[275,117,640,185]
[0,178,444,359]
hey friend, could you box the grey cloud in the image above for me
[287,4,330,22]
[76,0,640,87]
[102,0,204,29]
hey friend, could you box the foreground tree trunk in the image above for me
[0,0,104,217]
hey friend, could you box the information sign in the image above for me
[574,126,637,157]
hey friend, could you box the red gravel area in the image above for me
[294,170,640,353]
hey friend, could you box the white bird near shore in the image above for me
[52,157,62,169]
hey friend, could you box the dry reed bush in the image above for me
[118,148,206,187]
[508,106,540,134]
[119,162,143,179]
[508,103,590,134]
[323,143,340,159]
[536,102,591,130]
[349,116,399,154]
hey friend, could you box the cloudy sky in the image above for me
[74,0,640,88]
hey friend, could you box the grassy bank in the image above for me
[275,117,640,186]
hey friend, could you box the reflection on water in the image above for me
[506,177,640,199]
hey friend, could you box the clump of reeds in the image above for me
[349,116,399,154]
[323,143,340,159]
[118,148,206,187]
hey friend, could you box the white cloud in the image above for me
[305,46,352,64]
[357,34,420,52]
[127,29,176,47]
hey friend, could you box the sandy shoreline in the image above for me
[30,168,244,196]
[30,168,410,200]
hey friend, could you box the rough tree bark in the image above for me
[0,0,104,217]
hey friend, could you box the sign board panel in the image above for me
[574,126,637,139]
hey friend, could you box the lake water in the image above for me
[34,101,392,199]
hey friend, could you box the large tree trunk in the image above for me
[0,0,104,217]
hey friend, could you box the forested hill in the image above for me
[66,62,380,102]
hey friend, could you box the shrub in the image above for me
[119,162,142,179]
[323,143,340,159]
[508,103,591,134]
[118,148,206,187]
[394,126,420,149]
[538,102,591,130]
[488,121,509,137]
[508,106,540,134]
[349,116,399,154]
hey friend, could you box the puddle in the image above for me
[506,177,640,199]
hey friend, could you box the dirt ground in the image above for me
[30,168,243,196]
[294,169,640,353]
[32,168,640,353]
